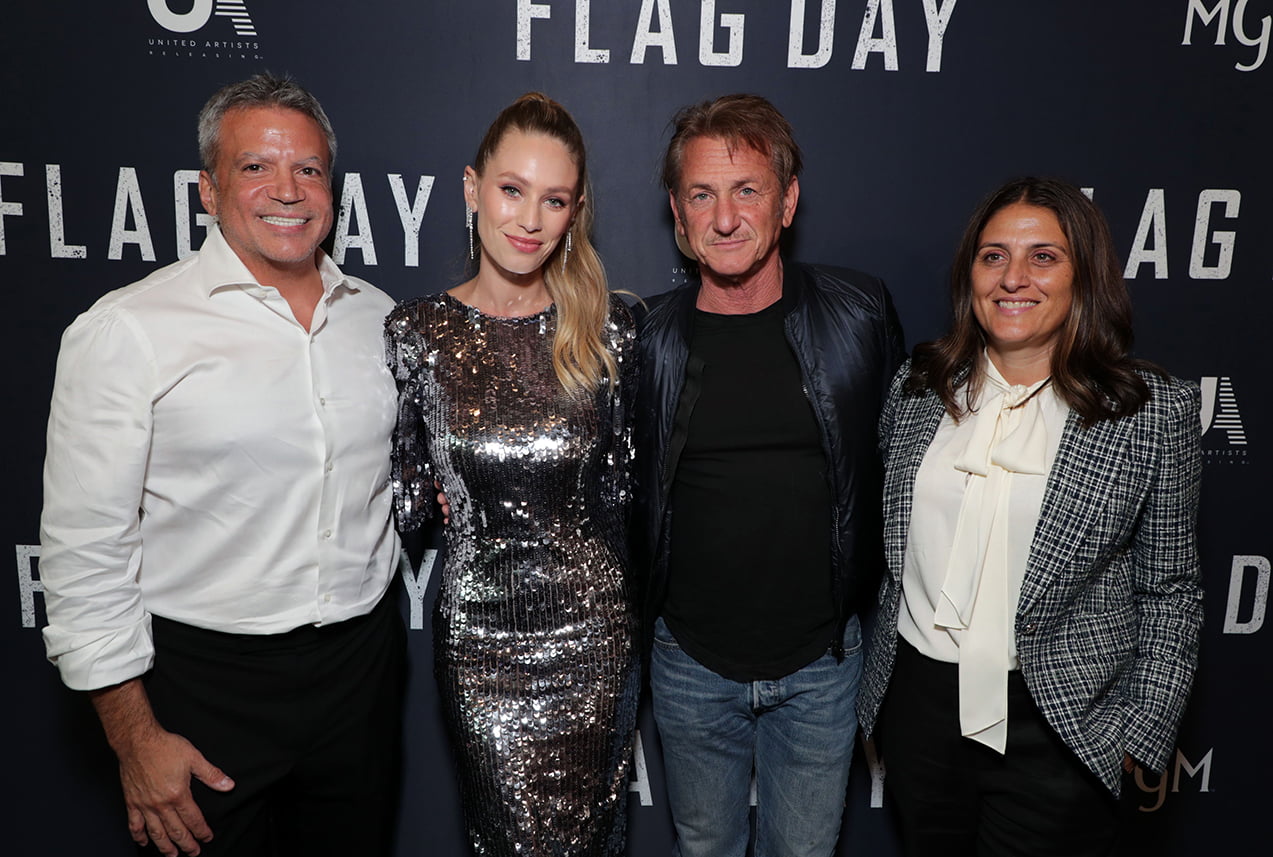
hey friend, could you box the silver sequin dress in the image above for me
[386,293,639,857]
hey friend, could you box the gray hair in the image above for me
[197,73,337,179]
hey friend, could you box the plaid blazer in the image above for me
[858,363,1203,796]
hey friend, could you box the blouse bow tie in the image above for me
[952,379,1052,479]
[936,367,1052,754]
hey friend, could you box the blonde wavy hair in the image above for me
[471,92,617,393]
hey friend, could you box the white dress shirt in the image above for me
[40,226,400,691]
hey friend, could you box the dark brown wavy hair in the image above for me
[907,177,1160,425]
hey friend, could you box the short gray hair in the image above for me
[197,73,337,178]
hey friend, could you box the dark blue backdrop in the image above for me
[3,2,1269,854]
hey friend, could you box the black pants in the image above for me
[144,594,407,857]
[879,640,1119,857]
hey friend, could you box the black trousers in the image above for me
[878,640,1119,857]
[144,594,407,857]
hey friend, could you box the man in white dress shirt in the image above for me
[39,74,403,857]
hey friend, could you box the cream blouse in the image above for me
[897,355,1070,752]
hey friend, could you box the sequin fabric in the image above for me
[386,292,639,857]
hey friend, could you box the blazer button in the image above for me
[1023,622,1038,634]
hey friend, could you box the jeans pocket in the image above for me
[840,614,863,656]
[652,616,681,650]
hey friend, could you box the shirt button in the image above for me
[325,462,334,474]
[323,529,333,539]
[319,396,327,406]
[323,593,332,603]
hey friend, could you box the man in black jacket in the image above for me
[636,94,905,857]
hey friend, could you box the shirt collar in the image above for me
[195,224,354,301]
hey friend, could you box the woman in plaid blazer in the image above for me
[857,177,1203,856]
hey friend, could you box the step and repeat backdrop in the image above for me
[2,2,1268,854]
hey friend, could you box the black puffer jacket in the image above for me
[635,261,907,652]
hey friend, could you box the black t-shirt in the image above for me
[663,296,836,681]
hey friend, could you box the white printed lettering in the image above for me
[0,161,24,255]
[1182,0,1269,71]
[107,167,156,262]
[862,737,887,808]
[517,0,553,61]
[16,545,42,629]
[700,1,745,67]
[576,0,611,62]
[399,549,439,631]
[788,0,836,69]
[148,0,214,33]
[628,728,653,806]
[1174,748,1214,793]
[46,165,87,259]
[333,172,377,265]
[921,0,958,72]
[173,169,214,261]
[852,0,898,70]
[388,174,434,268]
[1232,0,1271,70]
[1189,189,1239,279]
[631,0,678,64]
[1223,554,1269,634]
[1124,188,1168,279]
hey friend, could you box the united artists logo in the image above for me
[1200,375,1249,463]
[145,0,263,60]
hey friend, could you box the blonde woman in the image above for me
[385,93,637,857]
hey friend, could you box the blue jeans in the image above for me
[651,615,862,857]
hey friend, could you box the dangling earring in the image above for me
[561,229,572,274]
[464,174,476,261]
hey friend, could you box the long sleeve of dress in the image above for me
[599,297,638,556]
[385,301,435,532]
